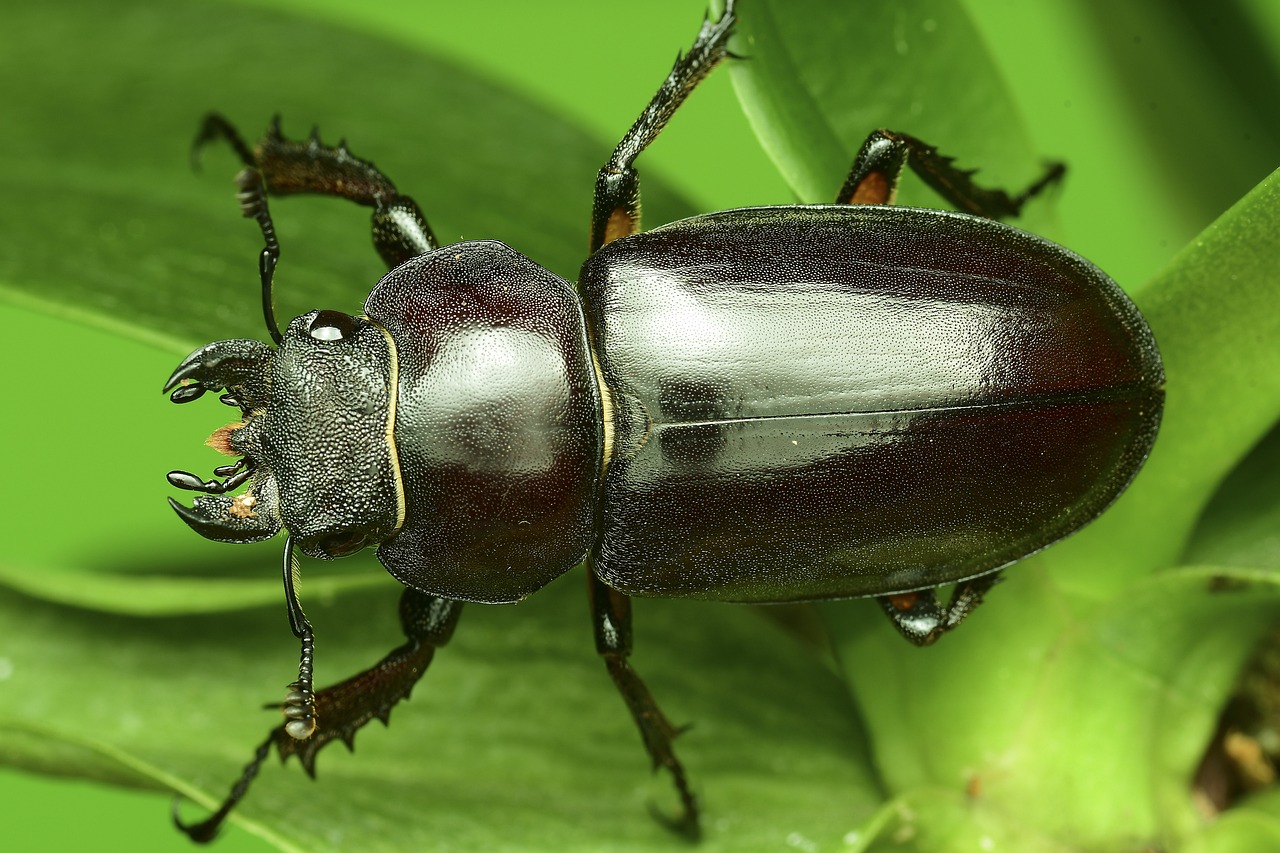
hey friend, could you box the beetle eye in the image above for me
[309,310,358,342]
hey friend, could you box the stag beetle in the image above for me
[165,0,1164,841]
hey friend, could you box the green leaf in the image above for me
[6,0,1280,850]
[0,0,696,352]
[1185,422,1280,571]
[0,577,883,852]
[1048,170,1280,598]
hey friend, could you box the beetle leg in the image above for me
[230,166,285,344]
[588,565,699,839]
[878,572,1004,647]
[589,0,738,253]
[173,587,462,843]
[193,112,437,269]
[836,129,1065,220]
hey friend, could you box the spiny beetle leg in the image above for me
[588,565,699,840]
[193,112,437,269]
[231,167,284,344]
[878,572,1004,647]
[836,129,1065,220]
[174,589,462,844]
[589,0,738,253]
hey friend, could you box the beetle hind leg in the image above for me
[173,589,462,844]
[878,572,1003,647]
[836,129,1065,220]
[588,566,700,839]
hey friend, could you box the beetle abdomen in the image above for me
[580,206,1163,602]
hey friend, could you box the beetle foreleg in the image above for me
[588,566,699,839]
[194,112,437,269]
[878,572,1004,647]
[836,129,1065,220]
[589,0,738,253]
[173,588,461,844]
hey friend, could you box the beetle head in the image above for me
[166,309,404,559]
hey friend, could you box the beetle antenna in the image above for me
[173,538,317,842]
[233,168,284,345]
[280,537,318,740]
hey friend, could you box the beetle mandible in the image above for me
[165,0,1164,841]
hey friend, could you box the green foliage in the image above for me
[1,1,1278,850]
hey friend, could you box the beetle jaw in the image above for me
[166,338,282,544]
[164,338,272,407]
[168,489,282,543]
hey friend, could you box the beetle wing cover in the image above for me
[580,205,1163,602]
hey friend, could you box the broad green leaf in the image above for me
[1185,422,1280,571]
[0,0,695,352]
[828,565,1280,852]
[1049,170,1280,598]
[0,1,870,850]
[5,0,1280,850]
[0,575,883,852]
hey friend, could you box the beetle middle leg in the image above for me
[588,0,738,253]
[836,129,1065,220]
[588,565,699,839]
[174,588,462,843]
[878,573,1004,647]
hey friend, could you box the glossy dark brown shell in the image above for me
[579,205,1164,602]
[366,241,601,603]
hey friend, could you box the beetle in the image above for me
[165,0,1164,842]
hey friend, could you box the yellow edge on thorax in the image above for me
[369,317,407,533]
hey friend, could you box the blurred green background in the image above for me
[1,1,1277,851]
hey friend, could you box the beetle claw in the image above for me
[163,339,272,408]
[168,494,280,543]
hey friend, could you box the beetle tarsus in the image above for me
[172,731,273,845]
[230,166,284,344]
[606,655,701,840]
[879,573,1005,646]
[838,129,1066,219]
